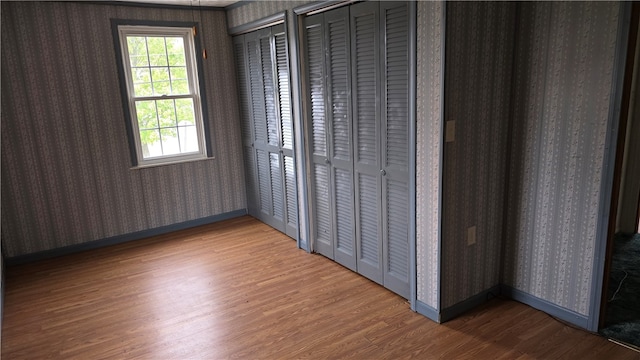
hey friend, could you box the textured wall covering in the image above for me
[441,2,516,309]
[226,0,311,248]
[416,1,444,309]
[1,2,245,258]
[503,2,621,316]
[226,1,309,29]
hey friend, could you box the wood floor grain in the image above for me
[2,216,638,359]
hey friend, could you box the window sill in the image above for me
[129,156,215,170]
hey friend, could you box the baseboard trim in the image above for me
[415,300,440,323]
[6,209,247,266]
[440,285,501,323]
[501,285,589,329]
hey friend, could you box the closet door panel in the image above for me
[274,25,297,238]
[351,1,383,282]
[305,14,333,258]
[234,38,253,145]
[326,7,356,271]
[233,36,259,216]
[383,175,409,297]
[260,35,280,148]
[313,163,332,256]
[275,30,293,152]
[380,1,410,298]
[235,24,296,237]
[284,155,298,236]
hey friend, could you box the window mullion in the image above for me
[133,94,193,101]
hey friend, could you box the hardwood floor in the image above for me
[2,216,638,359]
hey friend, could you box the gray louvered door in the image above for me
[304,2,409,298]
[306,9,357,271]
[233,36,259,217]
[380,1,410,298]
[351,1,383,285]
[305,14,332,258]
[234,25,297,239]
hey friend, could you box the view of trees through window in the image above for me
[126,35,199,159]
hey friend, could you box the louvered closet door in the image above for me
[326,8,356,271]
[305,9,357,271]
[305,14,333,259]
[273,25,298,239]
[303,2,410,298]
[233,36,259,217]
[380,1,410,299]
[234,25,297,239]
[351,1,383,285]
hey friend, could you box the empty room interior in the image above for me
[2,0,640,358]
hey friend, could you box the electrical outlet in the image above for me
[467,226,476,246]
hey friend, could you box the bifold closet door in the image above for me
[234,25,297,239]
[379,1,410,298]
[305,8,357,271]
[351,1,383,285]
[304,1,410,298]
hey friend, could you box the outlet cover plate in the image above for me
[467,226,476,246]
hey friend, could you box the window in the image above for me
[116,24,209,166]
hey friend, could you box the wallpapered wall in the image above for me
[415,1,443,310]
[503,2,621,316]
[441,2,516,309]
[1,2,245,258]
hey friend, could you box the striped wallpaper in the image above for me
[504,2,621,316]
[416,0,444,310]
[1,2,245,258]
[440,2,516,309]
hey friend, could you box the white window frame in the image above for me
[117,25,207,167]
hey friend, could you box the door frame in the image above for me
[592,2,638,332]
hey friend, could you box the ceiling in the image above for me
[115,0,241,8]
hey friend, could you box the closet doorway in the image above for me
[233,19,298,239]
[600,2,640,349]
[300,1,416,299]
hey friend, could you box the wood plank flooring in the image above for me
[2,216,638,359]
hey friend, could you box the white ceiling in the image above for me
[116,0,240,8]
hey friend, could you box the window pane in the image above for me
[160,128,181,155]
[171,80,189,94]
[134,82,153,97]
[127,37,148,67]
[133,68,151,83]
[178,125,199,153]
[166,37,186,66]
[175,98,195,125]
[151,68,170,96]
[170,67,189,94]
[147,37,168,66]
[156,99,177,127]
[140,129,162,158]
[132,68,152,97]
[135,100,158,130]
[151,67,170,81]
